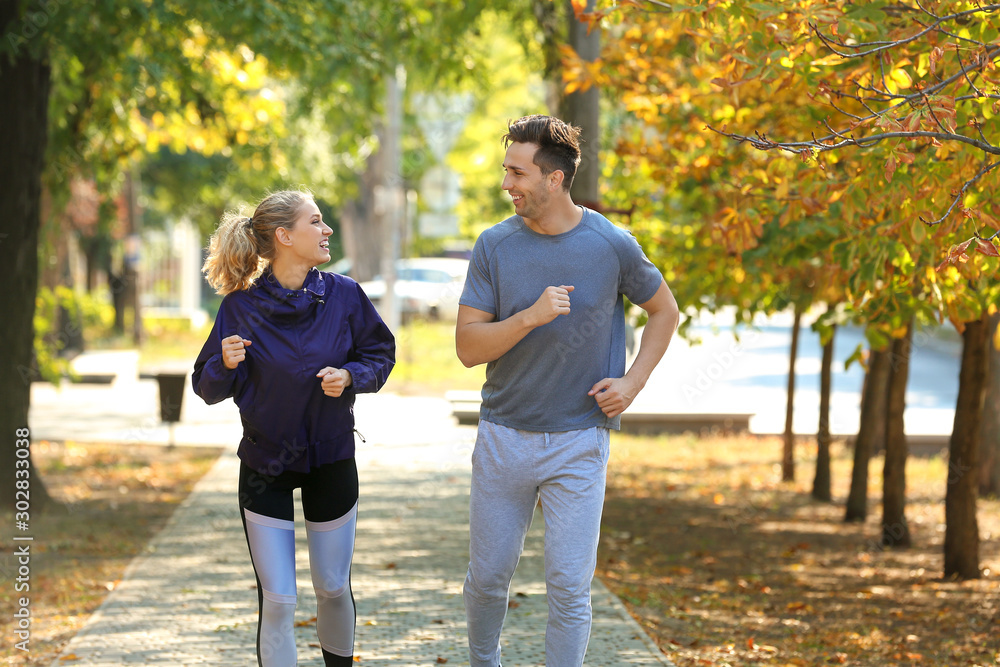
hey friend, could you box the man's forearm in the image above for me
[456,310,538,367]
[456,286,572,367]
[624,306,679,391]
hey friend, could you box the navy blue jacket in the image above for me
[192,267,395,474]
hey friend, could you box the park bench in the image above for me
[445,390,753,435]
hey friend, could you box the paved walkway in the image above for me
[34,371,671,666]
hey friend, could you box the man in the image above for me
[456,114,679,667]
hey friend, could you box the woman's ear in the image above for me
[274,227,293,247]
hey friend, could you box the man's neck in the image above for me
[522,199,583,236]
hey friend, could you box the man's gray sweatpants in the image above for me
[463,420,610,667]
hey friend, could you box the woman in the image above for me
[192,189,394,666]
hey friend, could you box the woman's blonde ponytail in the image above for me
[202,189,314,295]
[202,210,264,295]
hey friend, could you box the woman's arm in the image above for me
[341,285,396,394]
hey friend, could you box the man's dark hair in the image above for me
[503,115,582,192]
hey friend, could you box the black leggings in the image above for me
[239,459,359,667]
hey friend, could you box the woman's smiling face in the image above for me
[279,199,332,267]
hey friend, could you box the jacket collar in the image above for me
[253,266,327,318]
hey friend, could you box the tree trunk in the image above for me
[845,346,891,522]
[532,0,566,116]
[85,244,97,292]
[782,307,802,482]
[0,10,56,511]
[110,270,128,334]
[979,311,1000,498]
[340,142,384,283]
[123,168,143,345]
[812,325,835,502]
[563,0,600,209]
[882,323,913,548]
[944,315,987,580]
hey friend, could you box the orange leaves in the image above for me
[713,205,763,254]
[976,208,1000,232]
[569,0,626,29]
[560,44,605,94]
[600,0,1000,327]
[937,238,974,270]
[746,637,779,653]
[936,236,1000,272]
[800,195,826,215]
[928,46,945,77]
[923,95,958,133]
[884,149,914,183]
[893,652,924,663]
[884,154,897,183]
[958,204,1000,236]
[974,237,1000,257]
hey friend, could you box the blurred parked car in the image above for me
[359,257,469,321]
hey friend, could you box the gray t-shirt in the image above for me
[460,207,664,432]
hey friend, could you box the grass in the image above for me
[382,318,484,395]
[599,432,1000,666]
[137,318,216,371]
[0,441,221,666]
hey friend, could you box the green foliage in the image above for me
[11,0,511,360]
[20,0,501,236]
[447,10,548,241]
[34,286,116,382]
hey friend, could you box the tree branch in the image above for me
[956,94,1000,102]
[808,4,1000,59]
[954,43,986,98]
[707,126,1000,156]
[918,160,1000,226]
[918,89,951,135]
[719,39,1000,160]
[636,0,673,12]
[913,0,940,20]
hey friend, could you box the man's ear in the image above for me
[549,169,565,191]
[275,227,293,246]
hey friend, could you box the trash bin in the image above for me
[155,373,187,423]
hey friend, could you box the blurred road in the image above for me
[631,310,959,438]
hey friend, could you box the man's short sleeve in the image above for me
[617,231,663,306]
[459,235,497,315]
